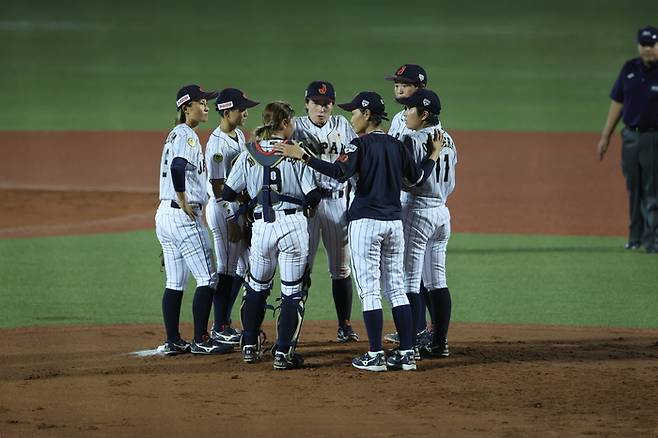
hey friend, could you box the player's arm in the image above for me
[206,137,226,199]
[221,153,247,202]
[299,163,322,209]
[402,132,441,187]
[274,140,358,182]
[170,157,197,220]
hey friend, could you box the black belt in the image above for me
[253,208,299,220]
[627,126,658,133]
[319,188,344,199]
[170,201,200,209]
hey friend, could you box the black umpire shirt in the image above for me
[306,130,435,222]
[610,58,658,129]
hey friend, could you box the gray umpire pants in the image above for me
[621,128,658,248]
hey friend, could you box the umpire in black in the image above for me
[597,25,658,253]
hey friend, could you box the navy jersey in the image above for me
[610,58,658,129]
[306,130,434,221]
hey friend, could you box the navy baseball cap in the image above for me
[305,81,336,103]
[638,25,658,46]
[216,88,259,112]
[385,64,427,86]
[338,91,389,120]
[396,89,441,115]
[176,85,218,109]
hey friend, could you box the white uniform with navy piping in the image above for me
[402,127,457,294]
[156,123,217,290]
[205,127,249,278]
[225,140,317,296]
[292,115,357,280]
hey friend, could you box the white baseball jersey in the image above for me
[388,109,443,141]
[205,127,248,276]
[403,126,457,209]
[225,140,317,214]
[156,123,216,291]
[159,123,208,204]
[292,115,357,191]
[402,126,457,294]
[205,127,246,196]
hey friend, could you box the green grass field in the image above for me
[1,230,655,329]
[0,0,654,131]
[1,1,657,331]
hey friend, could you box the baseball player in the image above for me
[384,64,437,344]
[291,81,359,343]
[155,84,232,356]
[205,88,259,345]
[396,89,457,358]
[222,101,321,370]
[275,91,443,372]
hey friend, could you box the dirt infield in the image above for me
[1,322,656,437]
[2,130,654,437]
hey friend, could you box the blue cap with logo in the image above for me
[396,89,442,115]
[305,81,336,103]
[638,25,658,46]
[215,88,259,112]
[338,91,389,120]
[176,85,218,109]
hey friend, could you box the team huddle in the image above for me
[155,64,458,372]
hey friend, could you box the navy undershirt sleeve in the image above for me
[307,156,346,180]
[170,157,188,192]
[222,185,239,202]
[304,188,321,208]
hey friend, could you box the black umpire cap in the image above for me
[215,88,259,112]
[385,64,427,86]
[305,81,336,103]
[638,25,658,46]
[338,91,389,120]
[396,89,441,115]
[176,85,218,109]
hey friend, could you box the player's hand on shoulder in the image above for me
[428,129,444,161]
[273,140,305,160]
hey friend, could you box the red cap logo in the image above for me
[318,84,327,95]
[396,65,407,75]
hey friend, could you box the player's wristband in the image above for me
[301,153,310,163]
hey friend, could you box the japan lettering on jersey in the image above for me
[291,115,357,191]
[225,140,317,213]
[159,123,208,204]
[205,127,246,198]
[388,109,443,141]
[403,126,457,209]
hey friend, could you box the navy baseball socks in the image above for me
[406,293,421,346]
[227,275,245,323]
[192,286,215,342]
[428,287,452,348]
[391,304,414,351]
[332,277,353,327]
[212,274,233,330]
[363,309,384,352]
[241,285,268,345]
[162,288,184,342]
[419,283,431,330]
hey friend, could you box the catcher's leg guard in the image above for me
[240,283,269,346]
[275,290,307,354]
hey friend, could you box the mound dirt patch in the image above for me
[1,322,656,437]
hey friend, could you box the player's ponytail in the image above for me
[254,101,295,140]
[174,102,192,126]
